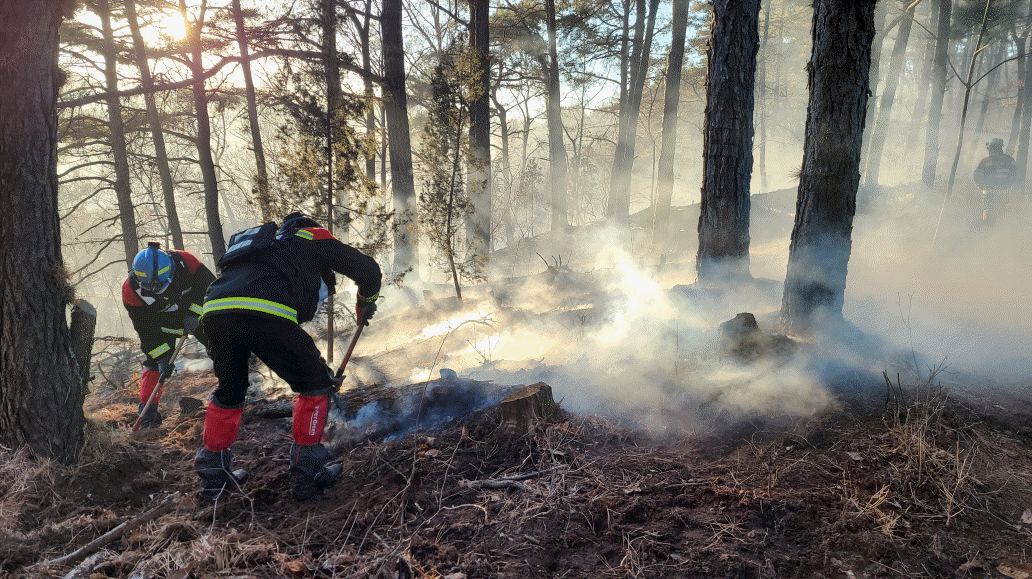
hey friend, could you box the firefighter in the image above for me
[195,212,381,502]
[973,138,1017,223]
[122,241,215,428]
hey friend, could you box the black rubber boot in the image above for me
[194,448,248,502]
[137,403,163,429]
[288,443,342,502]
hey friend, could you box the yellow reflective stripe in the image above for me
[157,264,171,275]
[133,270,146,277]
[203,297,298,323]
[189,303,203,315]
[359,292,379,303]
[161,327,184,336]
[295,230,314,240]
[149,343,171,358]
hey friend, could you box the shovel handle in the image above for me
[131,336,187,432]
[334,308,368,379]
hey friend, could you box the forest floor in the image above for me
[4,183,1032,578]
[2,366,1032,578]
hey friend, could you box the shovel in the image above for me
[131,336,187,432]
[328,307,369,414]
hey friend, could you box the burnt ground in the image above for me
[2,365,1032,579]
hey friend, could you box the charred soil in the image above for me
[2,368,1032,579]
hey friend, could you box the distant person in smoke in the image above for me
[123,242,215,428]
[195,212,381,502]
[973,138,1017,224]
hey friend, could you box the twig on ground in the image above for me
[34,492,180,569]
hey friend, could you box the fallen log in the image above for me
[60,550,117,579]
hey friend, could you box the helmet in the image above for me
[279,211,321,234]
[131,242,174,295]
[987,138,1004,151]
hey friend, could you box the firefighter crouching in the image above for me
[195,212,381,502]
[123,242,214,428]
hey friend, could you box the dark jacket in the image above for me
[123,250,215,362]
[203,226,381,325]
[974,152,1017,190]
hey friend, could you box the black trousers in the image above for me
[203,312,333,408]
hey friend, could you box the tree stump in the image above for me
[499,382,558,434]
[69,300,97,392]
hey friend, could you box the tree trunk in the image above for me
[544,0,569,232]
[382,0,418,280]
[181,0,226,261]
[98,0,139,267]
[0,0,85,463]
[1007,27,1027,154]
[859,3,887,171]
[755,0,773,195]
[944,1,994,199]
[780,0,876,337]
[922,0,953,188]
[865,0,917,187]
[697,0,759,284]
[607,0,660,224]
[652,0,688,248]
[323,0,339,361]
[232,0,271,223]
[1015,30,1032,182]
[124,0,183,250]
[469,0,492,260]
[973,38,1003,139]
[904,0,938,170]
[499,383,558,434]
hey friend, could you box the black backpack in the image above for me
[217,222,280,271]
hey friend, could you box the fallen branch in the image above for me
[34,492,180,570]
[60,550,118,579]
[459,470,549,491]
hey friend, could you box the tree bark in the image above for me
[0,0,85,463]
[544,0,569,233]
[232,0,271,224]
[697,0,759,284]
[124,0,183,250]
[606,0,660,224]
[652,0,688,247]
[780,0,876,337]
[382,0,418,281]
[469,0,492,260]
[98,0,139,267]
[181,0,226,261]
[859,4,888,172]
[865,0,917,187]
[922,0,953,187]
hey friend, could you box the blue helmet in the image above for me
[279,211,321,234]
[131,242,174,295]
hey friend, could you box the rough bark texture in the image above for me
[864,0,915,187]
[469,0,492,258]
[780,0,876,336]
[499,382,557,434]
[98,0,139,267]
[232,0,271,223]
[544,0,569,232]
[124,0,183,250]
[69,300,97,391]
[382,0,418,280]
[0,0,86,462]
[652,0,688,246]
[922,0,952,187]
[696,0,759,283]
